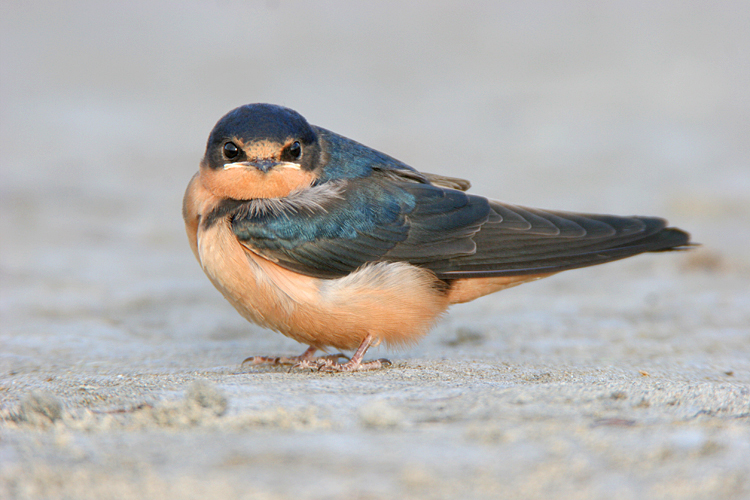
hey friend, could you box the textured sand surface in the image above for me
[2,2,749,499]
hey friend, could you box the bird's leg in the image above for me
[242,346,346,367]
[316,334,392,372]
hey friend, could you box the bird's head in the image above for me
[199,103,323,200]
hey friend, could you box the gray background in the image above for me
[2,2,749,499]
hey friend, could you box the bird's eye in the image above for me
[223,142,240,160]
[287,141,302,160]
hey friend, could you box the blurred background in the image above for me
[1,0,748,366]
[2,2,750,498]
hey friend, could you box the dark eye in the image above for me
[287,141,302,160]
[223,142,240,159]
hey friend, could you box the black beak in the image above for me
[249,159,278,173]
[223,159,280,173]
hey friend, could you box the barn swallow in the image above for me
[183,103,692,372]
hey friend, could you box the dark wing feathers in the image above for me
[232,174,489,278]
[429,212,682,277]
[384,183,489,261]
[429,205,683,277]
[232,169,690,280]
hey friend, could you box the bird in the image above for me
[183,103,692,372]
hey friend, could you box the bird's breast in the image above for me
[196,218,320,329]
[185,171,452,350]
[195,218,449,350]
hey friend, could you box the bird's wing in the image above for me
[231,169,690,279]
[425,201,690,277]
[231,170,490,278]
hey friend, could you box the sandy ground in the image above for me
[2,2,749,499]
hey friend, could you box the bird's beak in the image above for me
[223,160,301,173]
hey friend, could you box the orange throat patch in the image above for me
[199,161,316,200]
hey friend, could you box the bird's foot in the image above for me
[242,346,345,367]
[317,357,392,372]
[290,354,350,371]
[242,335,391,373]
[296,334,391,372]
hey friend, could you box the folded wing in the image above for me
[231,170,691,280]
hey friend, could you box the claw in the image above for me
[241,346,319,367]
[242,355,281,365]
[289,360,316,372]
[242,336,390,373]
[316,335,390,372]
